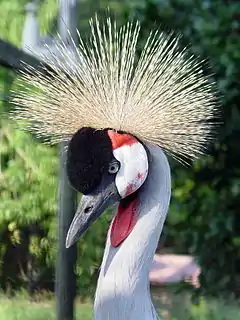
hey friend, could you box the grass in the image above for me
[0,296,92,320]
[0,290,239,320]
[152,287,240,320]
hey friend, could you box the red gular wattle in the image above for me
[110,196,139,247]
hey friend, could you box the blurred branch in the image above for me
[0,38,53,74]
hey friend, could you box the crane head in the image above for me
[65,127,148,248]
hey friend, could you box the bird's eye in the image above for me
[108,161,120,174]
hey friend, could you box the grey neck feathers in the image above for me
[94,145,171,320]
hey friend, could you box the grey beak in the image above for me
[66,178,120,248]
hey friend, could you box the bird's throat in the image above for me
[110,197,138,247]
[94,146,171,320]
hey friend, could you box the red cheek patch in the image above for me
[110,197,138,247]
[107,130,137,150]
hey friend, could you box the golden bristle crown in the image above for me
[10,15,219,163]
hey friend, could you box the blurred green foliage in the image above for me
[0,0,239,299]
[135,0,240,298]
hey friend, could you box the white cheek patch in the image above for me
[113,142,148,198]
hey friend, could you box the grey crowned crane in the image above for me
[11,16,218,320]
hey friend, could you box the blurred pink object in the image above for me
[149,254,201,288]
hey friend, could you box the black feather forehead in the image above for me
[66,127,113,194]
